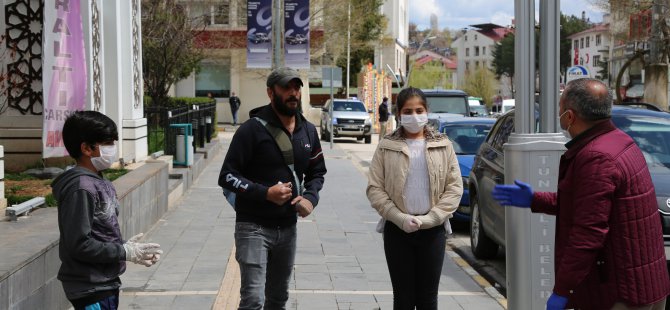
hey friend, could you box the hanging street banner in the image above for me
[247,0,273,68]
[43,0,88,158]
[284,0,310,69]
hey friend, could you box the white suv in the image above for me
[320,99,372,144]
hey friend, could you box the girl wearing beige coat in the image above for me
[366,87,462,310]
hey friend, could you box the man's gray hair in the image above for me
[563,78,612,120]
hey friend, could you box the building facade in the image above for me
[174,0,323,125]
[374,0,409,80]
[0,0,147,171]
[568,21,611,83]
[450,23,513,96]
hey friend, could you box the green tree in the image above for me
[408,61,452,89]
[320,0,386,87]
[491,33,515,95]
[463,67,496,106]
[142,1,205,105]
[596,57,610,81]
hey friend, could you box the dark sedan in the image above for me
[468,106,670,260]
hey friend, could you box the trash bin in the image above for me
[169,124,194,166]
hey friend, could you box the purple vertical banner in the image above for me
[284,0,310,69]
[247,0,273,69]
[42,0,88,158]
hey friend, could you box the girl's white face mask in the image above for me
[91,144,117,171]
[401,113,428,134]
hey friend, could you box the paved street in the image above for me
[117,131,505,309]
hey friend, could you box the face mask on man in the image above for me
[400,113,428,134]
[558,110,572,140]
[91,144,118,171]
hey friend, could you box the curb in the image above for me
[446,246,508,309]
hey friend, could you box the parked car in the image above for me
[286,33,307,45]
[320,99,372,144]
[248,32,270,44]
[438,117,496,222]
[470,105,489,117]
[424,89,471,117]
[468,106,670,260]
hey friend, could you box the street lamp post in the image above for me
[405,34,436,88]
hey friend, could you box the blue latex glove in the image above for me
[546,293,568,310]
[491,180,533,208]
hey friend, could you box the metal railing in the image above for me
[145,102,216,157]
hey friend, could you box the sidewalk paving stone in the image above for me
[118,133,505,309]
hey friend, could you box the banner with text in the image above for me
[247,0,273,68]
[284,0,310,69]
[43,0,88,158]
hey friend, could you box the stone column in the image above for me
[102,0,147,163]
[81,0,105,113]
[121,0,147,163]
[102,0,124,158]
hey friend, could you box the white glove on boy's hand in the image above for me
[123,233,163,267]
[401,216,422,233]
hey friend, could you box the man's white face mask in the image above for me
[558,110,572,140]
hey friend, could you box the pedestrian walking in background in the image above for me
[492,78,670,310]
[367,87,463,309]
[378,96,390,141]
[229,91,242,125]
[219,67,327,309]
[53,111,162,310]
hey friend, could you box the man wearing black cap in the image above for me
[219,67,327,309]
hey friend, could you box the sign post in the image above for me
[506,0,565,308]
[322,67,342,149]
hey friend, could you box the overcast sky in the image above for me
[409,0,606,30]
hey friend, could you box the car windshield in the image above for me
[612,115,670,170]
[442,124,492,154]
[426,96,468,115]
[333,101,366,112]
[470,105,488,115]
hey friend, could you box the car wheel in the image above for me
[470,194,499,259]
[364,135,371,144]
[356,137,364,141]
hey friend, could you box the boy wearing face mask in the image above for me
[52,111,163,310]
[367,87,463,309]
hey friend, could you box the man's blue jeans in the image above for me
[235,222,296,310]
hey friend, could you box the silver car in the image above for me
[320,99,372,144]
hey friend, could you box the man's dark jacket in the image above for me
[379,102,389,122]
[219,104,326,227]
[230,96,241,111]
[532,120,670,309]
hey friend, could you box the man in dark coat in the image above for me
[219,67,327,309]
[378,97,390,141]
[229,91,241,125]
[492,78,670,310]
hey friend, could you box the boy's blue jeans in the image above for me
[234,222,297,310]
